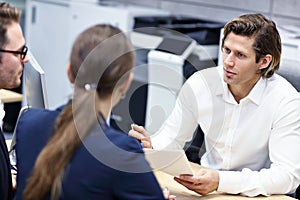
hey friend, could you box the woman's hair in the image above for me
[221,13,281,78]
[0,2,21,59]
[23,24,135,200]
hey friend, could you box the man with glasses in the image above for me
[0,2,28,200]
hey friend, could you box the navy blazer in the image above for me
[15,106,164,200]
[0,128,13,200]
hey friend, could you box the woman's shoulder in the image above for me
[16,107,63,145]
[17,105,64,129]
[77,126,151,174]
[20,106,62,122]
[102,127,143,153]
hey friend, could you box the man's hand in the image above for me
[174,168,219,195]
[128,124,152,148]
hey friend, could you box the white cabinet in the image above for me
[25,0,73,109]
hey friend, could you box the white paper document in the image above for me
[144,148,194,177]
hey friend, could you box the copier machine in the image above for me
[131,16,224,134]
[110,16,224,162]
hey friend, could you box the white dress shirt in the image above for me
[0,103,5,129]
[151,66,300,196]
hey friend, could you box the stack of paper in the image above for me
[144,148,194,177]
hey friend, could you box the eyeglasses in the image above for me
[0,45,28,60]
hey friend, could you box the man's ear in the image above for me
[259,54,272,70]
[67,63,75,84]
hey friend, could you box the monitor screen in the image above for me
[23,51,48,109]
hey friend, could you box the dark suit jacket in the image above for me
[0,129,13,200]
[15,106,164,200]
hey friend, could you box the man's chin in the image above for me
[4,82,21,90]
[223,76,231,84]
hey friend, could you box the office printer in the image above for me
[132,15,224,67]
[131,16,224,133]
[109,15,224,163]
[111,15,224,131]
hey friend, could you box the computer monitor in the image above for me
[23,51,48,109]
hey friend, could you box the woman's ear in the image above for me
[67,63,75,84]
[259,54,272,70]
[119,72,134,95]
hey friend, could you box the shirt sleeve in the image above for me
[218,94,300,196]
[151,72,203,150]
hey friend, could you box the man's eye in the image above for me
[223,48,230,54]
[237,53,245,58]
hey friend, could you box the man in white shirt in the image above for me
[129,13,300,197]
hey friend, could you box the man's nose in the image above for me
[223,53,234,66]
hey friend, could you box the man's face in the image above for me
[222,32,264,91]
[0,21,28,89]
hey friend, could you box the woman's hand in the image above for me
[163,187,176,200]
[128,124,153,148]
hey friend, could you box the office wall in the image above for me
[5,0,26,11]
[111,0,300,27]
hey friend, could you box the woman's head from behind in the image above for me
[71,23,135,142]
[69,24,135,100]
[71,24,135,137]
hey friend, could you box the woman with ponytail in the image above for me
[14,24,165,200]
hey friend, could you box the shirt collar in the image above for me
[243,77,266,105]
[0,103,5,124]
[217,66,266,105]
[98,112,110,129]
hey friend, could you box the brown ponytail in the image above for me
[23,90,98,200]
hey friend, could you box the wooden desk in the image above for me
[0,89,23,103]
[155,162,296,200]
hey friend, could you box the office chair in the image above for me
[277,59,300,92]
[184,126,205,163]
[277,59,300,199]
